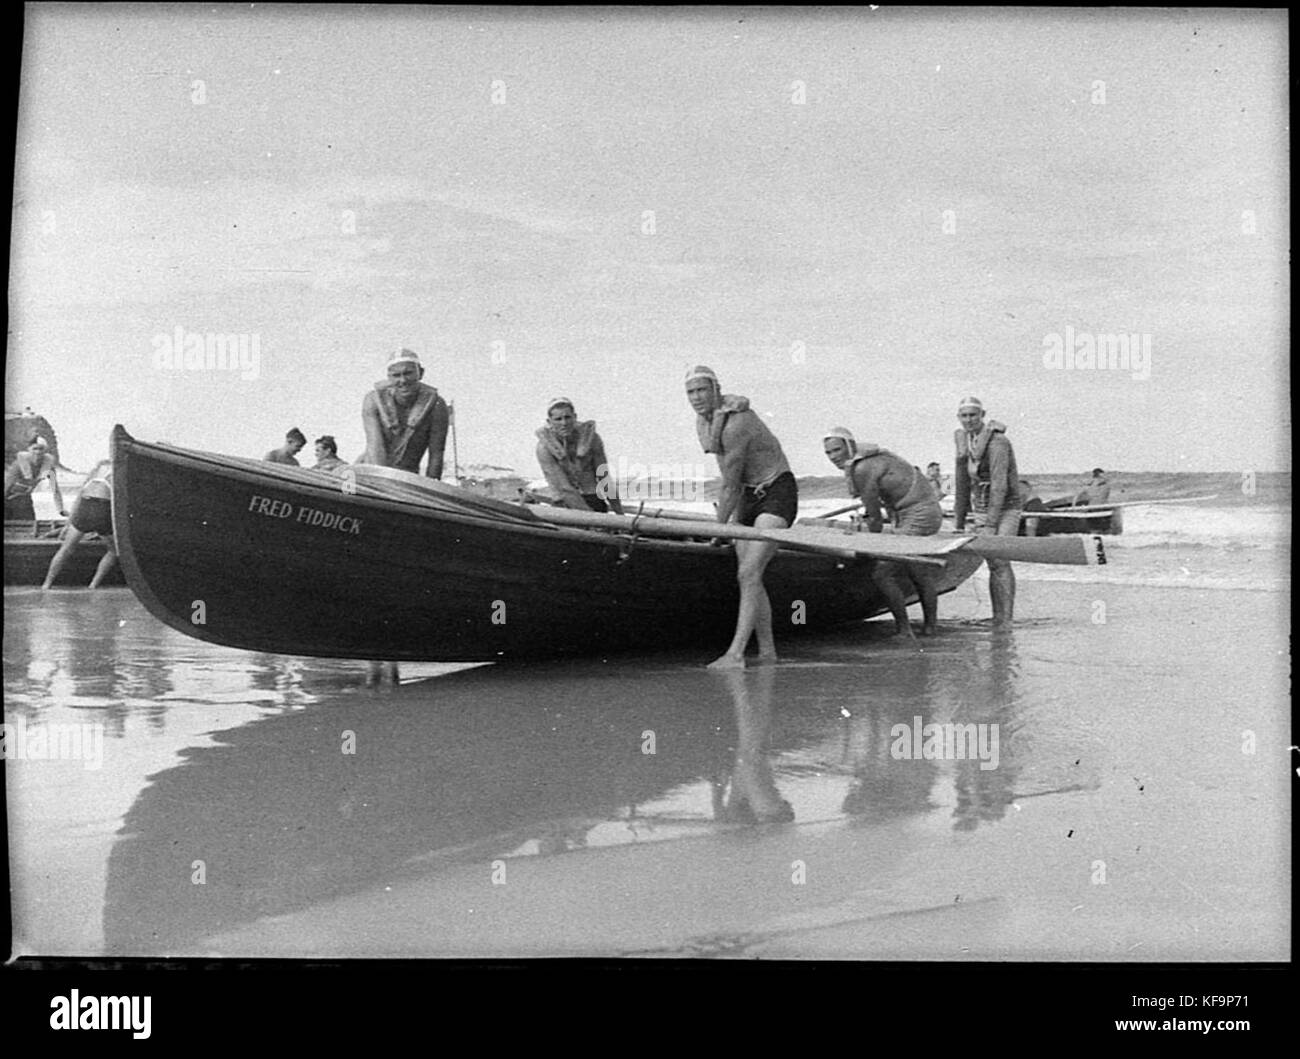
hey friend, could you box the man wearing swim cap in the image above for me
[361,349,450,478]
[823,427,941,638]
[953,396,1022,629]
[686,365,797,668]
[4,437,65,520]
[535,398,624,514]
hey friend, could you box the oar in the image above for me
[820,502,862,519]
[349,465,543,523]
[1064,494,1219,513]
[527,504,1101,566]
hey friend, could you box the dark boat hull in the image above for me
[1021,509,1124,536]
[111,427,983,661]
[3,527,124,587]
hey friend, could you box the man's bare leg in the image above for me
[41,527,85,589]
[914,569,939,635]
[709,517,784,668]
[988,558,1015,629]
[750,513,787,661]
[365,661,400,687]
[88,540,118,589]
[871,561,916,640]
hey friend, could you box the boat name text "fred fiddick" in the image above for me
[247,495,362,534]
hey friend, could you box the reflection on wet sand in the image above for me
[711,667,795,824]
[103,660,747,953]
[4,591,175,733]
[951,634,1021,832]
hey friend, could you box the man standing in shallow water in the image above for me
[952,396,1022,629]
[687,366,798,668]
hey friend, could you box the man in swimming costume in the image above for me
[687,365,797,668]
[1044,468,1112,509]
[952,396,1022,629]
[823,427,942,638]
[361,349,450,478]
[312,435,350,475]
[265,428,307,465]
[535,398,624,514]
[5,436,65,520]
[925,461,946,502]
[41,462,117,589]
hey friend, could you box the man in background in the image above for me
[312,436,350,475]
[953,396,1022,629]
[265,428,307,465]
[5,437,65,520]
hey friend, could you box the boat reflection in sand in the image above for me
[99,626,1052,955]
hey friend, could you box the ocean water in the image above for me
[4,472,1289,958]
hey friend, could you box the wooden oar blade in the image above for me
[959,534,1105,566]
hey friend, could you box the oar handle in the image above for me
[821,502,862,519]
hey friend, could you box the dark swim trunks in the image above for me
[5,493,36,521]
[737,471,798,527]
[70,495,113,535]
[580,494,609,513]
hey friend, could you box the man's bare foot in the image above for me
[755,650,779,665]
[707,652,747,669]
[919,624,938,637]
[895,624,917,641]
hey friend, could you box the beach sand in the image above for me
[4,571,1288,960]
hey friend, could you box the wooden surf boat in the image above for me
[110,426,999,661]
[1021,507,1124,537]
[111,427,1104,661]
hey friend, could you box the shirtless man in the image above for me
[361,349,449,477]
[1045,468,1111,509]
[1076,468,1111,506]
[265,428,307,465]
[823,427,942,638]
[41,463,117,589]
[925,461,946,501]
[312,435,350,475]
[687,366,797,669]
[952,396,1022,629]
[5,437,65,520]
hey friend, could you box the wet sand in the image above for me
[4,577,1289,959]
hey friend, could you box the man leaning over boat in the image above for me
[687,365,797,669]
[823,427,941,639]
[5,436,65,520]
[534,397,624,514]
[359,348,448,689]
[361,349,449,478]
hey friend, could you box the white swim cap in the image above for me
[957,396,984,413]
[822,426,857,448]
[387,348,421,368]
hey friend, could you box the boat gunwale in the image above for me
[115,431,871,563]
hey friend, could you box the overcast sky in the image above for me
[8,6,1289,476]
